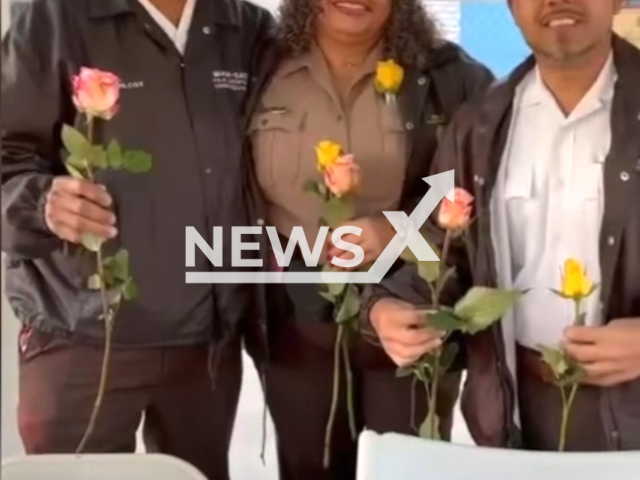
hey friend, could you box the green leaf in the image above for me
[321,197,353,229]
[414,353,437,376]
[550,288,572,300]
[557,365,585,387]
[418,261,441,284]
[327,282,347,297]
[399,234,441,284]
[89,145,108,169]
[106,140,123,169]
[65,163,86,179]
[537,345,569,380]
[454,287,523,334]
[61,125,91,158]
[414,367,429,383]
[303,179,322,196]
[87,274,102,290]
[121,150,153,173]
[335,284,360,324]
[429,309,465,332]
[122,277,138,301]
[419,411,441,440]
[322,264,347,297]
[439,342,459,372]
[395,367,414,378]
[111,249,130,281]
[65,153,87,170]
[80,233,105,252]
[319,290,336,303]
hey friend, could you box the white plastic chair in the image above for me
[356,430,640,480]
[2,453,208,480]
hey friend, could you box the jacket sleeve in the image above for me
[1,0,72,258]
[361,106,473,331]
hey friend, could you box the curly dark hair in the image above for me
[274,0,445,69]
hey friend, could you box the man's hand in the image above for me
[327,215,395,271]
[44,177,117,243]
[369,297,444,367]
[563,318,640,387]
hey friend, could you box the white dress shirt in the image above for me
[495,54,617,350]
[137,0,196,55]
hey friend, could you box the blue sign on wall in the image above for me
[459,1,531,79]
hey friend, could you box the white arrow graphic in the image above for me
[185,170,454,284]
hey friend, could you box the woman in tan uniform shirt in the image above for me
[249,1,494,479]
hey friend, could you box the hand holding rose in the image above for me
[327,215,395,270]
[45,177,117,243]
[46,68,122,244]
[563,318,640,387]
[370,297,444,367]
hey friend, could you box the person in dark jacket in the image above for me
[365,0,640,452]
[244,0,494,479]
[1,0,272,477]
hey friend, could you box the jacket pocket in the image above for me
[249,110,306,192]
[18,327,71,364]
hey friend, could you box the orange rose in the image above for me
[72,67,120,120]
[324,154,360,198]
[438,187,473,231]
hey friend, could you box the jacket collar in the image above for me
[476,35,640,147]
[87,0,240,25]
[486,34,640,112]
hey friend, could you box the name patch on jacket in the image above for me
[212,71,248,92]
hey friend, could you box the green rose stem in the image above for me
[556,297,584,452]
[426,229,453,439]
[558,383,579,452]
[342,328,356,438]
[324,323,345,468]
[75,115,115,453]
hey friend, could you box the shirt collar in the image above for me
[87,0,239,26]
[518,51,617,110]
[277,40,384,79]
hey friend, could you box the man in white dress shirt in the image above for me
[364,0,640,450]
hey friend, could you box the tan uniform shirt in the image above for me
[250,43,407,249]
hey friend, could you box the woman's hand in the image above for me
[326,215,395,270]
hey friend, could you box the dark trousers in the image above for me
[262,285,461,480]
[17,327,242,480]
[517,344,608,451]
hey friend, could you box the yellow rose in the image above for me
[561,258,593,299]
[375,59,404,94]
[315,140,342,172]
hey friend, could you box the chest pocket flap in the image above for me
[249,109,306,189]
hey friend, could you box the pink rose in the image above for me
[438,187,473,231]
[324,154,360,198]
[72,67,120,120]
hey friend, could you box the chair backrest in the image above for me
[356,430,640,480]
[2,453,208,480]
